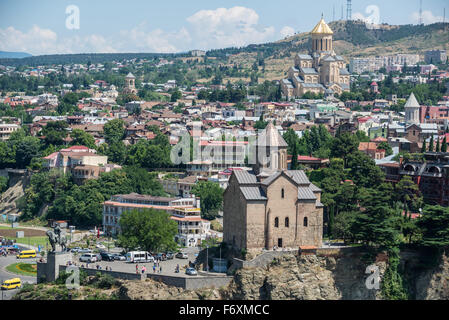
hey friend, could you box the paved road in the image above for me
[71,246,203,278]
[0,246,37,300]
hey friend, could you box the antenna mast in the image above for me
[347,0,352,21]
[419,0,423,25]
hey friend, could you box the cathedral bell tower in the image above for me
[311,15,334,54]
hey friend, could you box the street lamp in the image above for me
[206,245,209,273]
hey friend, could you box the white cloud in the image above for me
[186,6,276,49]
[280,26,295,38]
[411,10,444,25]
[0,6,279,55]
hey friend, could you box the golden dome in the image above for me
[311,18,333,35]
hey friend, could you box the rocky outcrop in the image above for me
[116,278,222,300]
[414,253,449,300]
[223,253,386,300]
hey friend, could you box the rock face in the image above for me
[116,278,222,300]
[223,253,386,300]
[414,253,449,300]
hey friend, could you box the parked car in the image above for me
[77,248,92,254]
[100,251,115,261]
[111,253,126,261]
[95,253,102,261]
[96,243,106,249]
[79,253,97,263]
[176,252,188,259]
[185,268,198,276]
[155,253,167,261]
[70,247,82,253]
[165,252,174,260]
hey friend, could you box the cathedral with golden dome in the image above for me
[281,17,350,99]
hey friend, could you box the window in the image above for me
[274,217,279,228]
[304,217,308,227]
[285,217,289,228]
[281,188,285,199]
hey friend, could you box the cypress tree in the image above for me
[442,137,448,153]
[436,139,441,152]
[421,139,427,153]
[429,136,434,152]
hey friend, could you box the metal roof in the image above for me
[285,171,310,185]
[309,183,322,192]
[240,187,267,201]
[297,54,313,60]
[234,170,258,185]
[256,122,289,148]
[261,172,282,186]
[301,67,318,75]
[298,187,317,200]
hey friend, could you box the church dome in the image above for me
[311,18,334,35]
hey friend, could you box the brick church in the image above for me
[223,123,324,251]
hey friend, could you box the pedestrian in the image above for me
[153,265,156,273]
[160,266,162,273]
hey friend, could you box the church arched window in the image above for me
[281,188,285,199]
[304,217,308,227]
[274,217,279,228]
[285,217,289,228]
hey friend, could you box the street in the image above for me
[0,246,37,301]
[71,246,204,277]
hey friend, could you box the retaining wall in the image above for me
[59,265,144,281]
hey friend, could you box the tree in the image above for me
[436,138,440,152]
[395,176,422,214]
[15,136,41,168]
[170,89,182,102]
[428,136,434,152]
[421,139,427,153]
[104,119,125,144]
[351,188,402,247]
[442,136,448,153]
[417,205,449,247]
[330,132,359,166]
[191,181,223,220]
[346,151,385,188]
[70,129,96,149]
[117,209,178,252]
[331,211,356,243]
[378,141,393,157]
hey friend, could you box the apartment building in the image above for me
[0,123,20,141]
[102,193,210,246]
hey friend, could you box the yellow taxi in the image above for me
[1,278,22,290]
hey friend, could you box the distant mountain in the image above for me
[0,51,32,59]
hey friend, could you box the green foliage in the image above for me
[417,205,449,247]
[70,129,96,149]
[191,181,224,220]
[381,247,409,300]
[378,141,393,157]
[117,208,178,252]
[103,119,125,144]
[351,188,402,247]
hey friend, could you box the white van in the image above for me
[79,253,97,263]
[126,251,154,263]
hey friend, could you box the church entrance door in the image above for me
[278,238,283,248]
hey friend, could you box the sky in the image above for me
[0,0,447,55]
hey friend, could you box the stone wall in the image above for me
[147,273,232,290]
[59,265,144,281]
